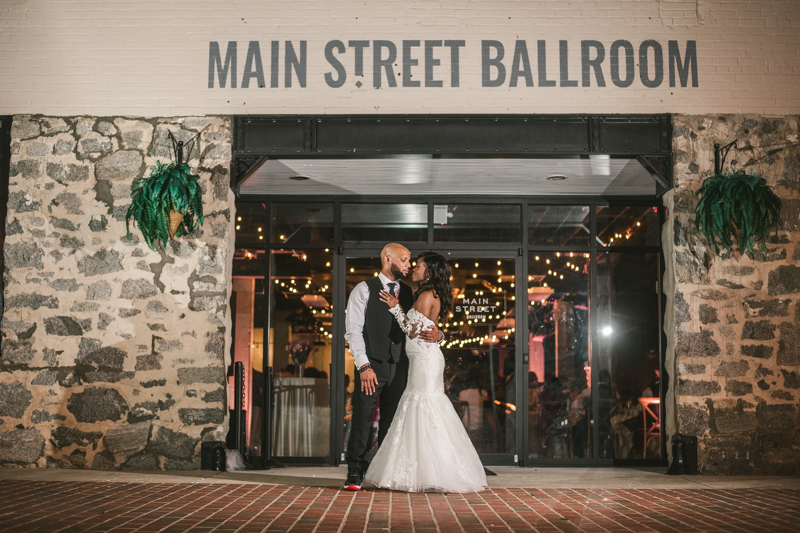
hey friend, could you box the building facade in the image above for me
[1,0,799,474]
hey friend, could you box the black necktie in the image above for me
[388,282,397,296]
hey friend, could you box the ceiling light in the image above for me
[546,174,567,181]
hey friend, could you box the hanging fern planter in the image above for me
[126,160,205,250]
[694,169,782,255]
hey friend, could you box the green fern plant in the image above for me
[694,169,782,255]
[126,160,204,250]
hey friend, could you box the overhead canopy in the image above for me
[239,155,658,196]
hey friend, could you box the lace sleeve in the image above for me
[388,305,423,338]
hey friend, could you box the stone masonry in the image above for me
[664,115,800,474]
[1,116,234,469]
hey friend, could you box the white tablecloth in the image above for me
[272,377,330,457]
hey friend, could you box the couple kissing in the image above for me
[343,243,486,493]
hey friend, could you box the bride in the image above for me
[364,252,487,493]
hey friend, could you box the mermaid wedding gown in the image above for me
[364,306,487,493]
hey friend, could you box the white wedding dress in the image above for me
[364,306,487,493]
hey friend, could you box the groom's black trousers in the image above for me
[346,357,408,475]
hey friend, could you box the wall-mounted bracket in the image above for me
[714,140,737,175]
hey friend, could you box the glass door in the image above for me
[336,249,522,466]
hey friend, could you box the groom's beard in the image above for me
[390,264,407,281]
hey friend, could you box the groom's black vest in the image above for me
[363,276,414,364]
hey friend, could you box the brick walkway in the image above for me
[1,481,799,532]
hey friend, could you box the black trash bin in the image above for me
[201,441,227,471]
[667,434,697,475]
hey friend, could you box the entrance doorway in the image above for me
[342,250,521,466]
[230,114,671,469]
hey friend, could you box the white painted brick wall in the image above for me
[0,0,798,115]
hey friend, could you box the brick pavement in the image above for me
[0,481,798,532]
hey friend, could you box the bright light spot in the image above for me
[535,256,540,261]
[374,272,378,276]
[350,268,354,272]
[325,262,331,267]
[602,326,613,336]
[235,225,240,230]
[259,236,263,240]
[237,216,242,221]
[454,263,459,268]
[279,234,285,239]
[545,259,550,264]
[473,273,477,278]
[257,227,262,232]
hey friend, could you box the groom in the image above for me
[343,243,442,491]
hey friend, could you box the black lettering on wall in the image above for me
[425,40,443,87]
[444,40,465,87]
[581,40,606,87]
[403,40,421,88]
[208,41,237,88]
[373,41,397,88]
[325,40,346,88]
[537,40,556,87]
[559,40,578,87]
[669,40,698,87]
[271,41,279,88]
[482,40,505,87]
[285,41,307,88]
[610,39,634,88]
[510,40,533,87]
[242,41,265,88]
[639,40,663,88]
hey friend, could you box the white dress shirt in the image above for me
[345,272,401,370]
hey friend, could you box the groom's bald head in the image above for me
[381,243,410,281]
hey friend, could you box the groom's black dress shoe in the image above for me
[343,472,363,491]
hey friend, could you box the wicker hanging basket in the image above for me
[167,209,184,238]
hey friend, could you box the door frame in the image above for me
[335,245,526,467]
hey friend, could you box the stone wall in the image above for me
[1,115,234,469]
[665,115,800,474]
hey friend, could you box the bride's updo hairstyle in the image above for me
[414,252,453,322]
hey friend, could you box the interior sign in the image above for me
[209,39,698,89]
[454,298,498,320]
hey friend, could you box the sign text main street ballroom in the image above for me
[209,39,698,90]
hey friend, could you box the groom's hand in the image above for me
[360,368,378,395]
[419,324,442,344]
